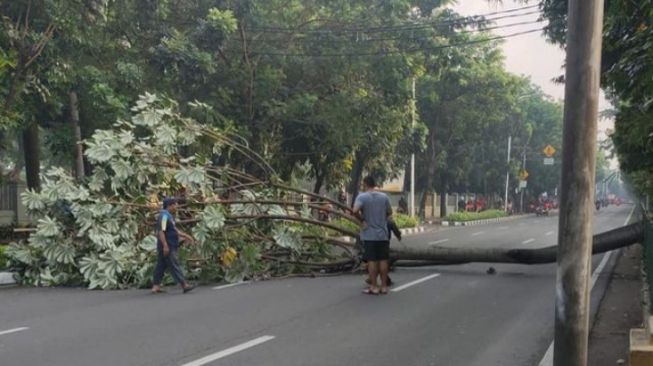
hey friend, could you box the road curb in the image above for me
[0,271,16,285]
[399,226,426,236]
[441,214,532,227]
[336,225,427,243]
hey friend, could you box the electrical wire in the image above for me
[223,27,545,58]
[229,19,544,45]
[245,4,541,34]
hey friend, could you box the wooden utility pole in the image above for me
[553,0,604,365]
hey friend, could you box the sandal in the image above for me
[362,287,380,295]
[151,289,167,294]
[183,285,195,294]
[366,276,393,286]
[379,287,389,295]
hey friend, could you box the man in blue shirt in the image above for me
[353,176,392,295]
[151,198,196,294]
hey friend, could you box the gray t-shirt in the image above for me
[354,191,392,241]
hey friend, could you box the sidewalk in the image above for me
[589,244,644,365]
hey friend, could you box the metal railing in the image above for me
[0,182,17,211]
[643,208,653,313]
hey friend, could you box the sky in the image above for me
[449,1,615,145]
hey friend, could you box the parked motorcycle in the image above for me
[535,205,549,216]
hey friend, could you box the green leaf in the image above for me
[266,205,286,216]
[43,243,76,265]
[202,205,225,230]
[207,8,238,33]
[154,124,177,147]
[139,235,157,252]
[79,255,100,281]
[174,166,206,186]
[110,159,133,180]
[5,243,36,265]
[241,243,260,264]
[21,189,46,211]
[192,224,210,244]
[37,216,61,237]
[273,227,301,250]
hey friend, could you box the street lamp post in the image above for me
[504,135,512,213]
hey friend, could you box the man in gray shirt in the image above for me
[353,175,392,295]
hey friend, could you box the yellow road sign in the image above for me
[519,169,529,181]
[543,145,556,157]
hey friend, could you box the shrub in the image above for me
[330,217,360,234]
[0,245,8,270]
[444,209,507,222]
[393,213,418,228]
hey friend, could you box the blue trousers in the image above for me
[153,247,186,285]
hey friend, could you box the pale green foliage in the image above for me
[207,8,238,34]
[7,95,342,289]
[273,227,302,251]
[7,95,214,289]
[201,206,226,230]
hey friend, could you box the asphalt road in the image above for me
[0,204,637,366]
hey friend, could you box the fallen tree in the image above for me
[4,95,647,289]
[392,221,645,266]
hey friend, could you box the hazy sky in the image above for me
[449,1,614,141]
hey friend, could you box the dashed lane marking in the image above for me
[0,327,29,336]
[391,274,441,292]
[180,335,275,366]
[212,281,250,290]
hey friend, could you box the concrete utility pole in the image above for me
[553,0,604,365]
[410,77,416,218]
[520,146,526,213]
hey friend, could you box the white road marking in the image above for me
[545,231,554,236]
[624,206,635,226]
[522,238,536,244]
[212,281,250,290]
[0,327,29,336]
[180,335,275,366]
[538,206,637,366]
[471,231,485,237]
[391,273,441,292]
[429,238,450,245]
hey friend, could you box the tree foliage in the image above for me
[6,95,359,288]
[539,0,651,196]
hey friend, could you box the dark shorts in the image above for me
[362,240,390,262]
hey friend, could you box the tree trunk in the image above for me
[69,91,85,179]
[391,222,643,264]
[402,161,411,193]
[440,175,448,217]
[313,170,324,195]
[22,123,40,191]
[348,152,365,206]
[418,189,428,218]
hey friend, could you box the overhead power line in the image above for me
[233,19,544,45]
[229,27,545,58]
[244,5,541,34]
